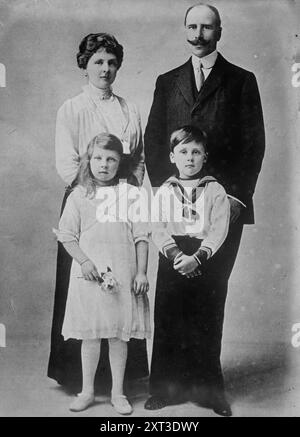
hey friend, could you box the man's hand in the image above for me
[229,198,243,224]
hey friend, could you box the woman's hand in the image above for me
[173,254,199,275]
[81,260,101,282]
[133,272,149,296]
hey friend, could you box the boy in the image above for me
[146,125,232,416]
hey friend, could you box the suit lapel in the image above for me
[192,53,227,111]
[175,59,195,107]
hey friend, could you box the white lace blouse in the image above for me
[55,83,145,186]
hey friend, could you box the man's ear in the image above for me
[216,26,222,42]
[170,152,175,163]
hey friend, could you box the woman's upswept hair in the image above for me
[77,33,124,70]
[170,125,208,152]
[76,132,124,197]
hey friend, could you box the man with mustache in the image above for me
[144,3,265,416]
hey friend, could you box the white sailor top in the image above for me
[151,175,230,258]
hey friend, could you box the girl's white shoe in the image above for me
[69,393,95,412]
[111,395,133,415]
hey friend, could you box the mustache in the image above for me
[187,38,208,46]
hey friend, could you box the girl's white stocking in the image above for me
[80,339,101,395]
[108,338,128,397]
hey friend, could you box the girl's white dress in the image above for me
[54,183,151,342]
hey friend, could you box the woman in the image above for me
[48,33,148,392]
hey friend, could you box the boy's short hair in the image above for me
[170,125,208,153]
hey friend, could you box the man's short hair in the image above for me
[184,3,222,28]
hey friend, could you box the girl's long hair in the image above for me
[75,132,127,197]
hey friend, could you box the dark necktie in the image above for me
[196,62,205,92]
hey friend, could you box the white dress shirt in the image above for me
[191,51,246,208]
[192,50,218,84]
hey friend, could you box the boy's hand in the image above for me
[133,272,149,296]
[186,268,202,279]
[173,254,199,275]
[81,260,101,282]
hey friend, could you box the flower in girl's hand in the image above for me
[97,267,119,293]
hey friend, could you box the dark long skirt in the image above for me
[149,224,243,400]
[47,187,149,393]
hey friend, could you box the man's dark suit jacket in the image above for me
[144,53,265,224]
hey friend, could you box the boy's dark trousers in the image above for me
[149,219,243,402]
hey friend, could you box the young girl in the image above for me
[54,132,150,414]
[145,125,232,416]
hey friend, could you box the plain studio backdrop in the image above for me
[0,0,299,416]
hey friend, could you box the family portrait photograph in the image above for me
[0,0,299,420]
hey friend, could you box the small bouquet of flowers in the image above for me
[96,267,119,294]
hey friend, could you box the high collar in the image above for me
[176,53,229,110]
[192,50,218,70]
[83,82,114,102]
[175,52,226,108]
